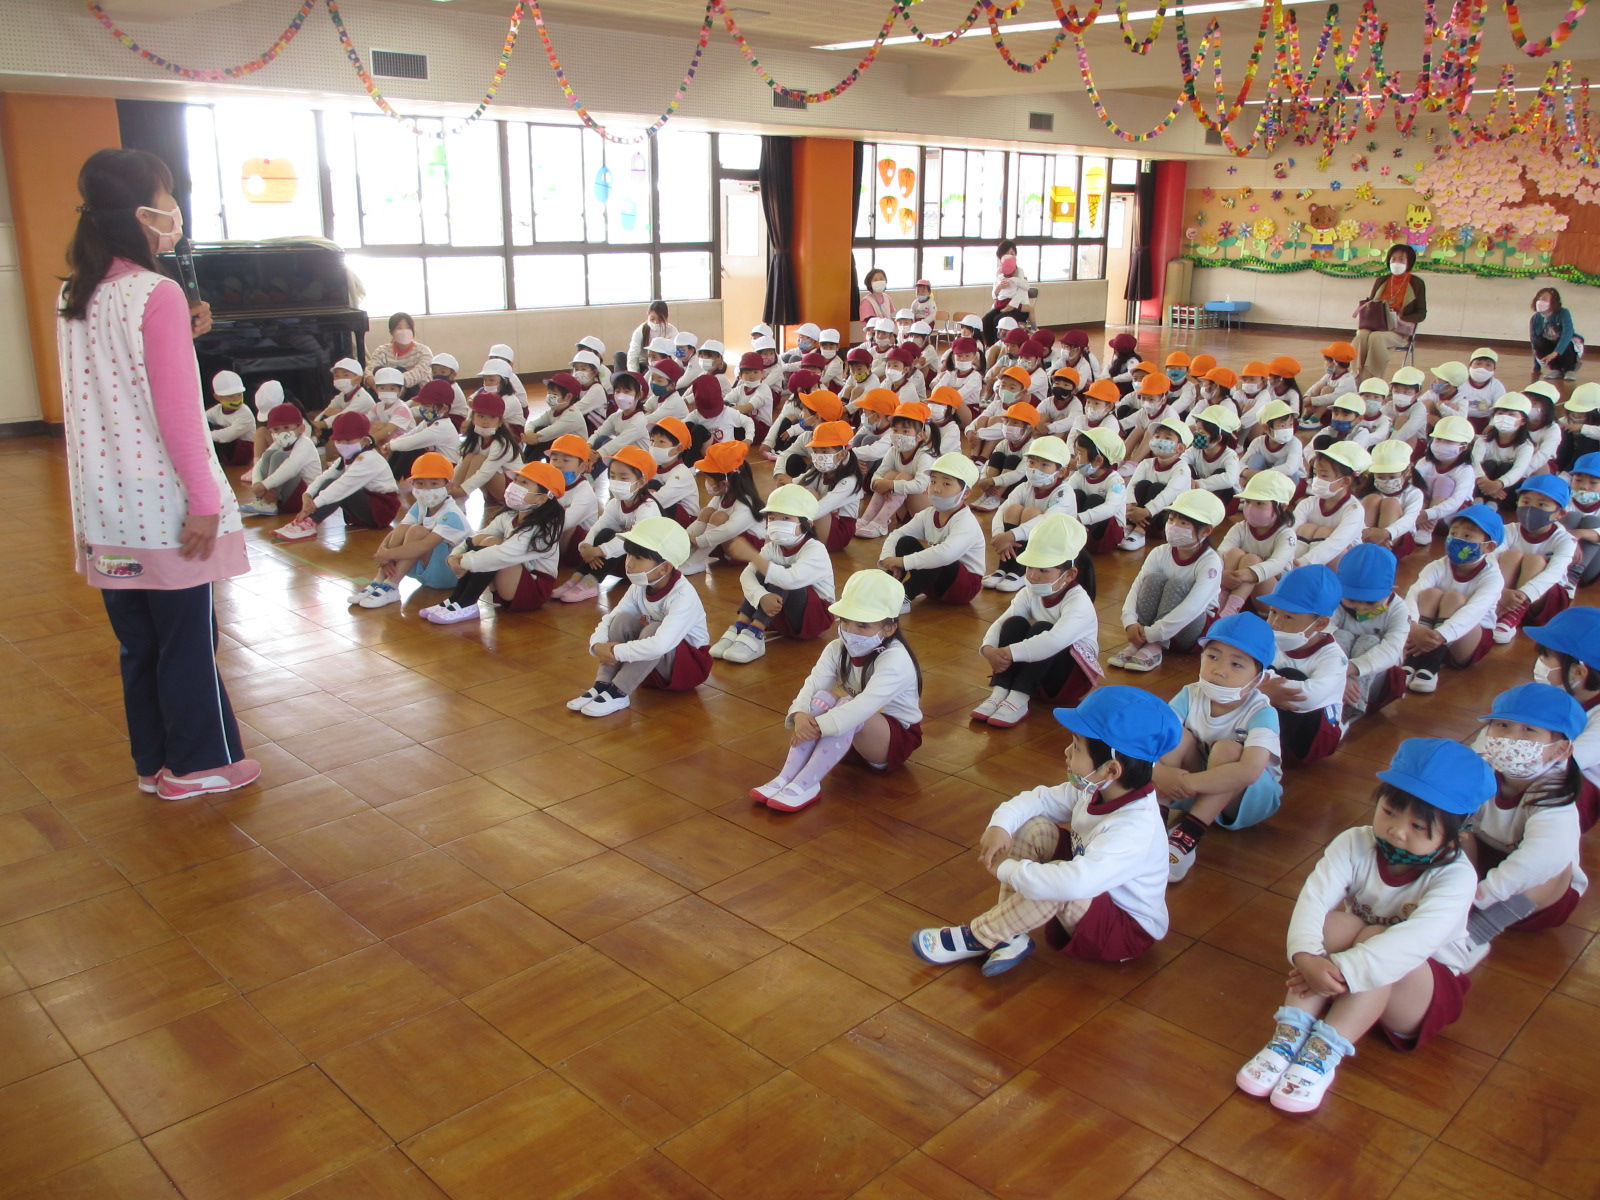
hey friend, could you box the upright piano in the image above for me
[166,239,369,412]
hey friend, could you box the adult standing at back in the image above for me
[57,148,258,801]
[1352,244,1427,381]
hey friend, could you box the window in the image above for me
[853,142,1137,286]
[184,105,733,315]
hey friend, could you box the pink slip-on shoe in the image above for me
[156,759,261,801]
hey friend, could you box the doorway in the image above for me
[1104,193,1136,327]
[720,178,767,355]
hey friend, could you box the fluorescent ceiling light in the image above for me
[813,1,1264,51]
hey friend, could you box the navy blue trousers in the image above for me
[101,583,244,778]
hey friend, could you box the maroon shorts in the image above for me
[559,526,591,569]
[275,480,307,515]
[1510,886,1581,932]
[1448,626,1495,668]
[844,715,923,773]
[935,565,984,605]
[1038,661,1095,706]
[1086,519,1124,556]
[822,515,856,553]
[355,490,402,530]
[1043,890,1156,962]
[497,568,554,613]
[448,415,466,432]
[768,587,835,640]
[647,641,714,691]
[1524,587,1571,627]
[217,439,253,467]
[665,502,698,529]
[710,532,763,565]
[1390,533,1418,559]
[1282,707,1344,767]
[1380,959,1470,1052]
[1576,777,1599,834]
[1370,664,1408,715]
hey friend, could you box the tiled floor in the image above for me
[1,326,1595,1199]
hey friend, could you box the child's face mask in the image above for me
[1165,368,1187,384]
[271,429,298,449]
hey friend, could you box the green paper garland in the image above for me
[1183,253,1600,289]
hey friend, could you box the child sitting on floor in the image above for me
[1156,612,1282,882]
[555,445,662,604]
[240,404,318,518]
[385,380,462,485]
[682,440,762,576]
[983,435,1078,593]
[1293,442,1371,567]
[1402,504,1504,694]
[972,513,1099,730]
[1217,470,1297,618]
[1299,341,1357,429]
[1413,416,1477,540]
[715,484,837,665]
[1331,543,1410,722]
[206,370,256,467]
[1188,404,1242,508]
[1120,417,1195,552]
[566,516,711,717]
[753,569,922,812]
[1236,738,1489,1114]
[452,394,520,510]
[1360,439,1425,558]
[546,434,599,569]
[1072,427,1130,555]
[1563,452,1600,589]
[879,452,986,610]
[1525,608,1600,829]
[794,421,866,550]
[274,412,400,542]
[1110,489,1225,673]
[856,402,934,539]
[1258,564,1350,767]
[1239,400,1306,487]
[354,453,468,609]
[1493,474,1577,644]
[1385,366,1429,449]
[913,686,1180,976]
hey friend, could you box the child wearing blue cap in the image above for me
[1331,544,1410,721]
[912,686,1180,976]
[1257,565,1350,766]
[1402,504,1504,694]
[1155,613,1283,883]
[1560,451,1600,588]
[1237,739,1490,1113]
[1460,682,1589,941]
[1525,609,1600,829]
[1492,474,1576,644]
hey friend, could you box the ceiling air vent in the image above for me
[371,50,429,80]
[772,91,808,111]
[1204,126,1224,146]
[1028,112,1054,132]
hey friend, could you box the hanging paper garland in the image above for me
[85,0,316,80]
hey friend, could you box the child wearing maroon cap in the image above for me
[386,379,463,485]
[643,358,690,423]
[452,393,520,508]
[274,411,400,541]
[884,344,925,406]
[524,372,590,461]
[732,351,775,439]
[1057,329,1103,384]
[241,405,318,517]
[688,374,754,450]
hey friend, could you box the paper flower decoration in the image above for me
[1184,226,1201,241]
[1271,189,1284,201]
[1331,181,1343,191]
[1202,188,1215,200]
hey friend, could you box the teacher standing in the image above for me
[57,148,258,801]
[1352,243,1427,381]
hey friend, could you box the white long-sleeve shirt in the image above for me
[459,437,520,493]
[251,434,320,492]
[1121,545,1222,645]
[525,403,588,449]
[1293,493,1365,566]
[986,781,1169,941]
[883,506,986,578]
[369,396,416,434]
[1499,522,1577,602]
[1287,827,1478,991]
[739,536,834,605]
[1330,590,1409,680]
[788,639,921,737]
[206,404,255,444]
[872,444,935,496]
[688,494,761,551]
[1405,558,1500,643]
[460,509,559,576]
[653,462,700,518]
[1127,456,1193,517]
[591,408,650,458]
[588,493,661,545]
[1386,399,1428,446]
[1188,444,1240,495]
[1073,468,1128,529]
[728,382,774,427]
[592,574,709,661]
[1347,414,1392,451]
[800,471,864,522]
[306,449,398,506]
[559,478,600,535]
[1219,519,1297,584]
[388,416,462,463]
[1458,375,1507,421]
[1467,781,1588,906]
[992,477,1076,543]
[982,584,1098,664]
[1415,457,1476,526]
[1241,433,1306,479]
[1370,483,1424,543]
[1269,635,1348,716]
[930,368,981,414]
[1473,436,1535,490]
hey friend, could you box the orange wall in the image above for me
[0,94,122,424]
[791,138,856,342]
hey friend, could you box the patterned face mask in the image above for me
[1484,735,1557,779]
[1374,836,1442,868]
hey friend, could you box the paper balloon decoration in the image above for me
[878,195,898,222]
[1084,163,1107,225]
[241,157,298,204]
[878,158,896,187]
[1049,185,1076,223]
[898,166,916,198]
[898,207,916,233]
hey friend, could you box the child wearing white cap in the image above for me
[567,516,711,717]
[671,331,704,388]
[427,353,470,425]
[754,569,923,812]
[487,343,528,403]
[880,453,987,608]
[312,358,375,440]
[1458,347,1506,424]
[368,367,416,446]
[815,329,845,389]
[473,359,525,428]
[695,341,730,395]
[568,350,610,430]
[205,371,256,466]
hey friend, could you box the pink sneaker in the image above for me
[272,515,317,541]
[137,773,162,795]
[558,577,600,603]
[156,758,261,801]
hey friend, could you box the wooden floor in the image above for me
[0,325,1595,1200]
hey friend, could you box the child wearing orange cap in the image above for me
[857,402,936,539]
[555,445,662,603]
[1071,379,1124,442]
[924,384,967,456]
[776,390,847,483]
[1173,353,1216,417]
[590,371,651,459]
[1300,342,1358,429]
[451,393,520,509]
[421,462,568,624]
[1235,361,1274,432]
[646,416,701,525]
[1267,356,1304,414]
[354,452,470,607]
[850,388,899,466]
[1197,367,1239,423]
[683,440,763,574]
[969,402,1043,512]
[965,363,1034,454]
[274,411,400,542]
[546,434,599,566]
[1122,374,1179,466]
[796,421,867,550]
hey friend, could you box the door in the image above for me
[1104,193,1136,327]
[720,178,767,354]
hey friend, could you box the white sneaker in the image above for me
[981,572,1005,590]
[1118,530,1147,552]
[1492,618,1517,645]
[358,582,401,609]
[1118,644,1163,673]
[987,693,1031,729]
[899,599,913,616]
[238,499,279,517]
[720,629,766,664]
[911,925,987,965]
[349,582,379,605]
[980,934,1034,977]
[972,493,1002,512]
[708,626,740,659]
[993,574,1026,593]
[580,691,631,717]
[970,685,1008,722]
[272,515,317,541]
[421,601,478,624]
[764,779,821,812]
[1408,668,1438,694]
[566,687,601,712]
[1168,836,1198,883]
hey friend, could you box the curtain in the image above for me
[758,135,798,326]
[849,140,865,318]
[1124,165,1157,304]
[117,100,193,236]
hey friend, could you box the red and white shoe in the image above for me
[272,515,317,541]
[137,773,163,795]
[156,758,261,801]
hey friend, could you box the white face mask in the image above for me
[1027,575,1068,597]
[1533,658,1562,687]
[1469,367,1494,384]
[1491,413,1522,433]
[1165,522,1197,549]
[138,204,183,253]
[1389,261,1407,276]
[473,423,499,441]
[1431,440,1464,461]
[871,281,886,294]
[1239,381,1264,396]
[892,432,920,453]
[955,357,976,372]
[1196,673,1261,705]
[1536,299,1552,313]
[820,348,838,361]
[1273,627,1311,652]
[333,378,356,394]
[649,445,675,465]
[1085,404,1109,422]
[886,366,906,380]
[272,430,298,450]
[392,328,414,347]
[413,485,447,507]
[503,483,533,511]
[766,519,802,546]
[926,403,949,423]
[1374,476,1405,495]
[1143,399,1165,415]
[840,629,884,656]
[1484,735,1557,779]
[613,477,642,500]
[1309,477,1340,499]
[625,565,664,587]
[377,390,401,404]
[699,357,717,371]
[1391,390,1417,409]
[928,491,964,512]
[334,441,362,460]
[1269,427,1294,446]
[1028,468,1058,488]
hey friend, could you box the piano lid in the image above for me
[161,238,361,318]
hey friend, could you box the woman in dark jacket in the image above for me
[1353,244,1427,381]
[1530,287,1579,382]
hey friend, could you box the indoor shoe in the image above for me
[1270,1029,1350,1113]
[1407,668,1438,694]
[238,499,279,517]
[137,773,162,795]
[421,600,478,624]
[156,758,261,801]
[854,523,883,540]
[980,934,1034,977]
[750,775,790,806]
[911,925,988,965]
[981,572,1005,590]
[763,779,821,812]
[1167,833,1198,883]
[1117,644,1163,673]
[986,694,1030,729]
[557,577,600,603]
[358,582,401,609]
[992,574,1026,593]
[970,685,1008,722]
[272,515,317,541]
[720,629,766,664]
[580,691,631,717]
[349,582,379,605]
[709,626,740,659]
[1236,1010,1315,1097]
[1492,617,1518,645]
[566,687,601,712]
[1118,530,1146,552]
[971,493,1002,512]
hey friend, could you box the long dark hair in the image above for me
[60,149,174,320]
[710,463,763,522]
[800,447,868,494]
[510,495,564,553]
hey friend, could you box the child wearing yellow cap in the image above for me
[880,453,987,608]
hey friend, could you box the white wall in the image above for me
[0,130,39,424]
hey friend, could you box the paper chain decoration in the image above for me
[84,0,1596,157]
